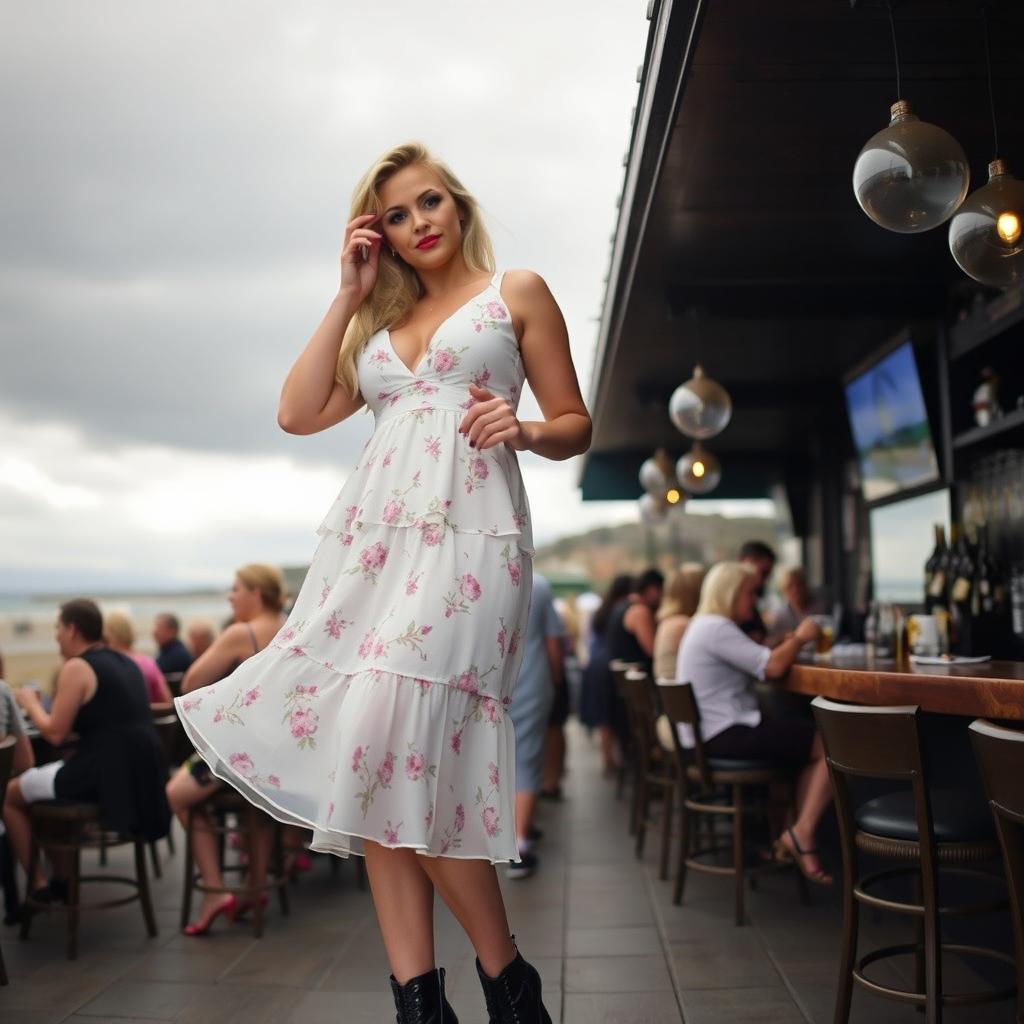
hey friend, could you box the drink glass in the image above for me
[813,615,834,656]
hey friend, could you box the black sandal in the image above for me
[773,827,833,886]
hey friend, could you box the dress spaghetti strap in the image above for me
[246,622,258,655]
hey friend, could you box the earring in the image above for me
[390,248,397,257]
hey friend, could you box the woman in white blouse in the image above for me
[675,561,833,884]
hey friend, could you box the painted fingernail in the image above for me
[469,440,475,448]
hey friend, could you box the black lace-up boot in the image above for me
[389,966,459,1024]
[475,938,552,1024]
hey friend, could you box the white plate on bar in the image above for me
[909,654,992,666]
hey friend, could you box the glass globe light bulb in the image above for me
[638,450,673,497]
[676,443,721,496]
[949,160,1024,289]
[638,492,668,524]
[668,365,732,440]
[853,100,969,233]
[666,488,682,505]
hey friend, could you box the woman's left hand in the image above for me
[459,384,532,452]
[15,686,40,710]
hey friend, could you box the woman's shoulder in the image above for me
[500,268,550,302]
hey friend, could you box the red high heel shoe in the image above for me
[231,892,269,920]
[182,895,238,936]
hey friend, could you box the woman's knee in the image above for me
[166,767,206,813]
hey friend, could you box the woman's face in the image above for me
[377,164,464,271]
[732,575,758,624]
[229,578,261,622]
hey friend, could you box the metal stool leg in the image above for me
[66,847,81,961]
[134,840,158,938]
[732,785,745,926]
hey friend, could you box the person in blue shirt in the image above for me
[507,574,564,880]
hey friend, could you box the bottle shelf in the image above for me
[952,406,1024,452]
[949,283,1024,361]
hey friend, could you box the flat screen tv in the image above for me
[869,487,950,603]
[844,339,940,502]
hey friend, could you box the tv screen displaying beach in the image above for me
[844,341,940,502]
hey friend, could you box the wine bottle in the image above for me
[924,524,947,612]
[950,523,976,655]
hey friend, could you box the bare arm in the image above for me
[545,636,564,688]
[460,270,592,461]
[181,624,254,694]
[11,733,34,774]
[16,660,94,746]
[764,619,819,679]
[277,213,384,435]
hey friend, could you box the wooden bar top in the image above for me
[781,653,1024,720]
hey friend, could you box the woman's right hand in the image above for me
[339,213,384,303]
[794,618,820,645]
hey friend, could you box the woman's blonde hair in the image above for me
[336,141,495,396]
[104,609,135,649]
[657,563,706,622]
[236,563,286,613]
[695,561,755,620]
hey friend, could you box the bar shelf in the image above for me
[952,406,1024,452]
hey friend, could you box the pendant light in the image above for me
[852,4,969,233]
[638,492,668,524]
[676,443,722,496]
[949,11,1024,288]
[638,449,675,497]
[668,365,732,440]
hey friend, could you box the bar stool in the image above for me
[657,680,798,925]
[181,788,290,938]
[0,735,17,985]
[609,659,642,814]
[20,801,158,960]
[812,696,1014,1024]
[621,670,678,877]
[969,718,1024,1023]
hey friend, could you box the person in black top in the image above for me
[6,599,171,900]
[737,540,776,644]
[153,613,193,676]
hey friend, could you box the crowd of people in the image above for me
[0,539,832,944]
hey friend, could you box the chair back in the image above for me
[970,719,1024,988]
[811,696,936,889]
[163,672,185,698]
[621,670,660,763]
[656,680,713,791]
[152,713,191,770]
[0,735,17,807]
[609,660,641,700]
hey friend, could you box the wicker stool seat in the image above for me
[812,697,1015,1023]
[21,799,158,960]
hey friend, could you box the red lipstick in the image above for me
[416,235,440,250]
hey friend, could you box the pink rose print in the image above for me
[455,669,480,695]
[412,379,439,396]
[229,752,256,780]
[482,806,500,837]
[358,630,374,659]
[488,762,500,788]
[324,608,351,640]
[420,624,432,635]
[267,774,281,788]
[284,684,320,750]
[370,348,391,365]
[501,544,522,586]
[405,752,426,781]
[328,801,335,821]
[508,628,521,658]
[351,746,364,773]
[289,708,318,742]
[243,687,261,707]
[182,696,202,713]
[319,578,333,609]
[383,820,403,845]
[484,300,508,321]
[440,802,466,854]
[421,522,444,547]
[353,746,397,818]
[425,805,434,830]
[432,349,455,373]
[455,804,465,832]
[349,541,389,582]
[459,573,482,602]
[382,446,397,468]
[382,498,404,525]
[463,453,489,494]
[377,751,395,787]
[424,435,442,461]
[471,366,492,389]
[450,730,463,755]
[343,505,359,531]
[406,571,422,596]
[482,698,500,724]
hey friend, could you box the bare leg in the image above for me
[166,767,233,922]
[418,855,516,977]
[515,791,538,849]
[778,735,833,880]
[3,779,47,890]
[597,725,621,773]
[541,724,565,793]
[363,841,436,984]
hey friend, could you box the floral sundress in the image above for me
[175,269,533,862]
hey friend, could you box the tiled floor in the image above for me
[0,720,1016,1023]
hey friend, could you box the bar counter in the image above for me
[781,653,1024,720]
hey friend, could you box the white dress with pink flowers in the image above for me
[174,270,533,863]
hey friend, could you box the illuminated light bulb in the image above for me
[676,442,721,496]
[668,365,732,440]
[853,100,969,233]
[997,211,1021,245]
[666,488,681,504]
[949,159,1024,288]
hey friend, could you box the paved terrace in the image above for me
[0,720,1012,1023]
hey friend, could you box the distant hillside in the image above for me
[534,513,784,587]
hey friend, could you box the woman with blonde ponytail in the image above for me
[175,141,591,1023]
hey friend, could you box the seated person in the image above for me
[153,613,193,676]
[652,562,705,680]
[736,539,776,645]
[675,561,832,884]
[0,653,34,777]
[5,599,171,901]
[770,566,814,638]
[186,620,216,660]
[103,610,173,706]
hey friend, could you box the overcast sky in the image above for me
[0,2,746,594]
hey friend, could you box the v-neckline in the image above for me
[386,280,494,376]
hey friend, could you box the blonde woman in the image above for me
[173,142,590,1021]
[167,564,286,935]
[675,562,833,884]
[652,562,706,680]
[103,610,172,705]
